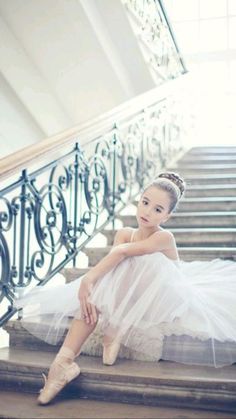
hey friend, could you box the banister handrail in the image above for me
[122,0,187,80]
[0,73,188,326]
[158,0,187,74]
[0,75,187,182]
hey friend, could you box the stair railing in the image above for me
[0,77,188,326]
[122,0,187,82]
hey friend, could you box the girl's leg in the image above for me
[58,317,98,358]
[38,315,98,405]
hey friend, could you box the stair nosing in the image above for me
[120,212,236,216]
[1,348,235,388]
[85,246,236,251]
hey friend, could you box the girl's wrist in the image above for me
[82,274,96,285]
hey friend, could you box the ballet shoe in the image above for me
[102,338,121,366]
[37,361,80,405]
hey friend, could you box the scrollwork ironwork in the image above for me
[0,90,184,326]
[122,0,186,81]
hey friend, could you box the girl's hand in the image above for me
[78,277,97,325]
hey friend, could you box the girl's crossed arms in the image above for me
[78,227,174,325]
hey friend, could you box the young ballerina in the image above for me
[14,171,236,405]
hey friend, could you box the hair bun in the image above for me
[157,172,186,197]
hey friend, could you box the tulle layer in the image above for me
[14,252,236,367]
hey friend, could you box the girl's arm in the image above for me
[115,230,175,257]
[78,227,131,324]
[85,227,132,285]
[79,229,175,324]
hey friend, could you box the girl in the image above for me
[14,172,236,405]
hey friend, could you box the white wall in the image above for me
[0,72,44,158]
[0,0,155,158]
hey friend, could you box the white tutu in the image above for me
[14,252,236,368]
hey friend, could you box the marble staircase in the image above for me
[1,146,236,414]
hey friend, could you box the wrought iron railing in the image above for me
[0,79,187,326]
[122,0,187,82]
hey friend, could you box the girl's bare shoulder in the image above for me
[113,227,135,245]
[154,228,175,243]
[157,227,175,238]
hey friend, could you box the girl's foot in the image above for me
[102,336,121,366]
[37,361,80,405]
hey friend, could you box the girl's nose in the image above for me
[145,207,152,216]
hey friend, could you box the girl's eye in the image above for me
[142,200,148,205]
[155,208,161,212]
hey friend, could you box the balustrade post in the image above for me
[73,143,79,267]
[140,127,145,189]
[18,170,27,288]
[112,129,117,230]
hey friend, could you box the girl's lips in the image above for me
[140,216,149,223]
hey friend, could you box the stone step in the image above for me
[61,267,90,282]
[60,267,88,282]
[13,316,236,367]
[169,247,236,261]
[183,174,236,185]
[11,316,236,368]
[102,228,236,247]
[1,390,234,419]
[185,185,236,197]
[119,212,236,228]
[179,155,236,164]
[186,147,236,155]
[4,320,157,362]
[84,246,236,265]
[177,197,236,212]
[133,197,236,212]
[169,165,236,175]
[0,347,235,413]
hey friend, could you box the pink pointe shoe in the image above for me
[37,361,80,405]
[102,336,121,366]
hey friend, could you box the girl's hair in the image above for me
[143,172,186,213]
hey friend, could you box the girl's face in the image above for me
[136,186,171,228]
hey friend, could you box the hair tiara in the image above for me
[156,173,184,199]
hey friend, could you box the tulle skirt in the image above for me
[14,252,236,368]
